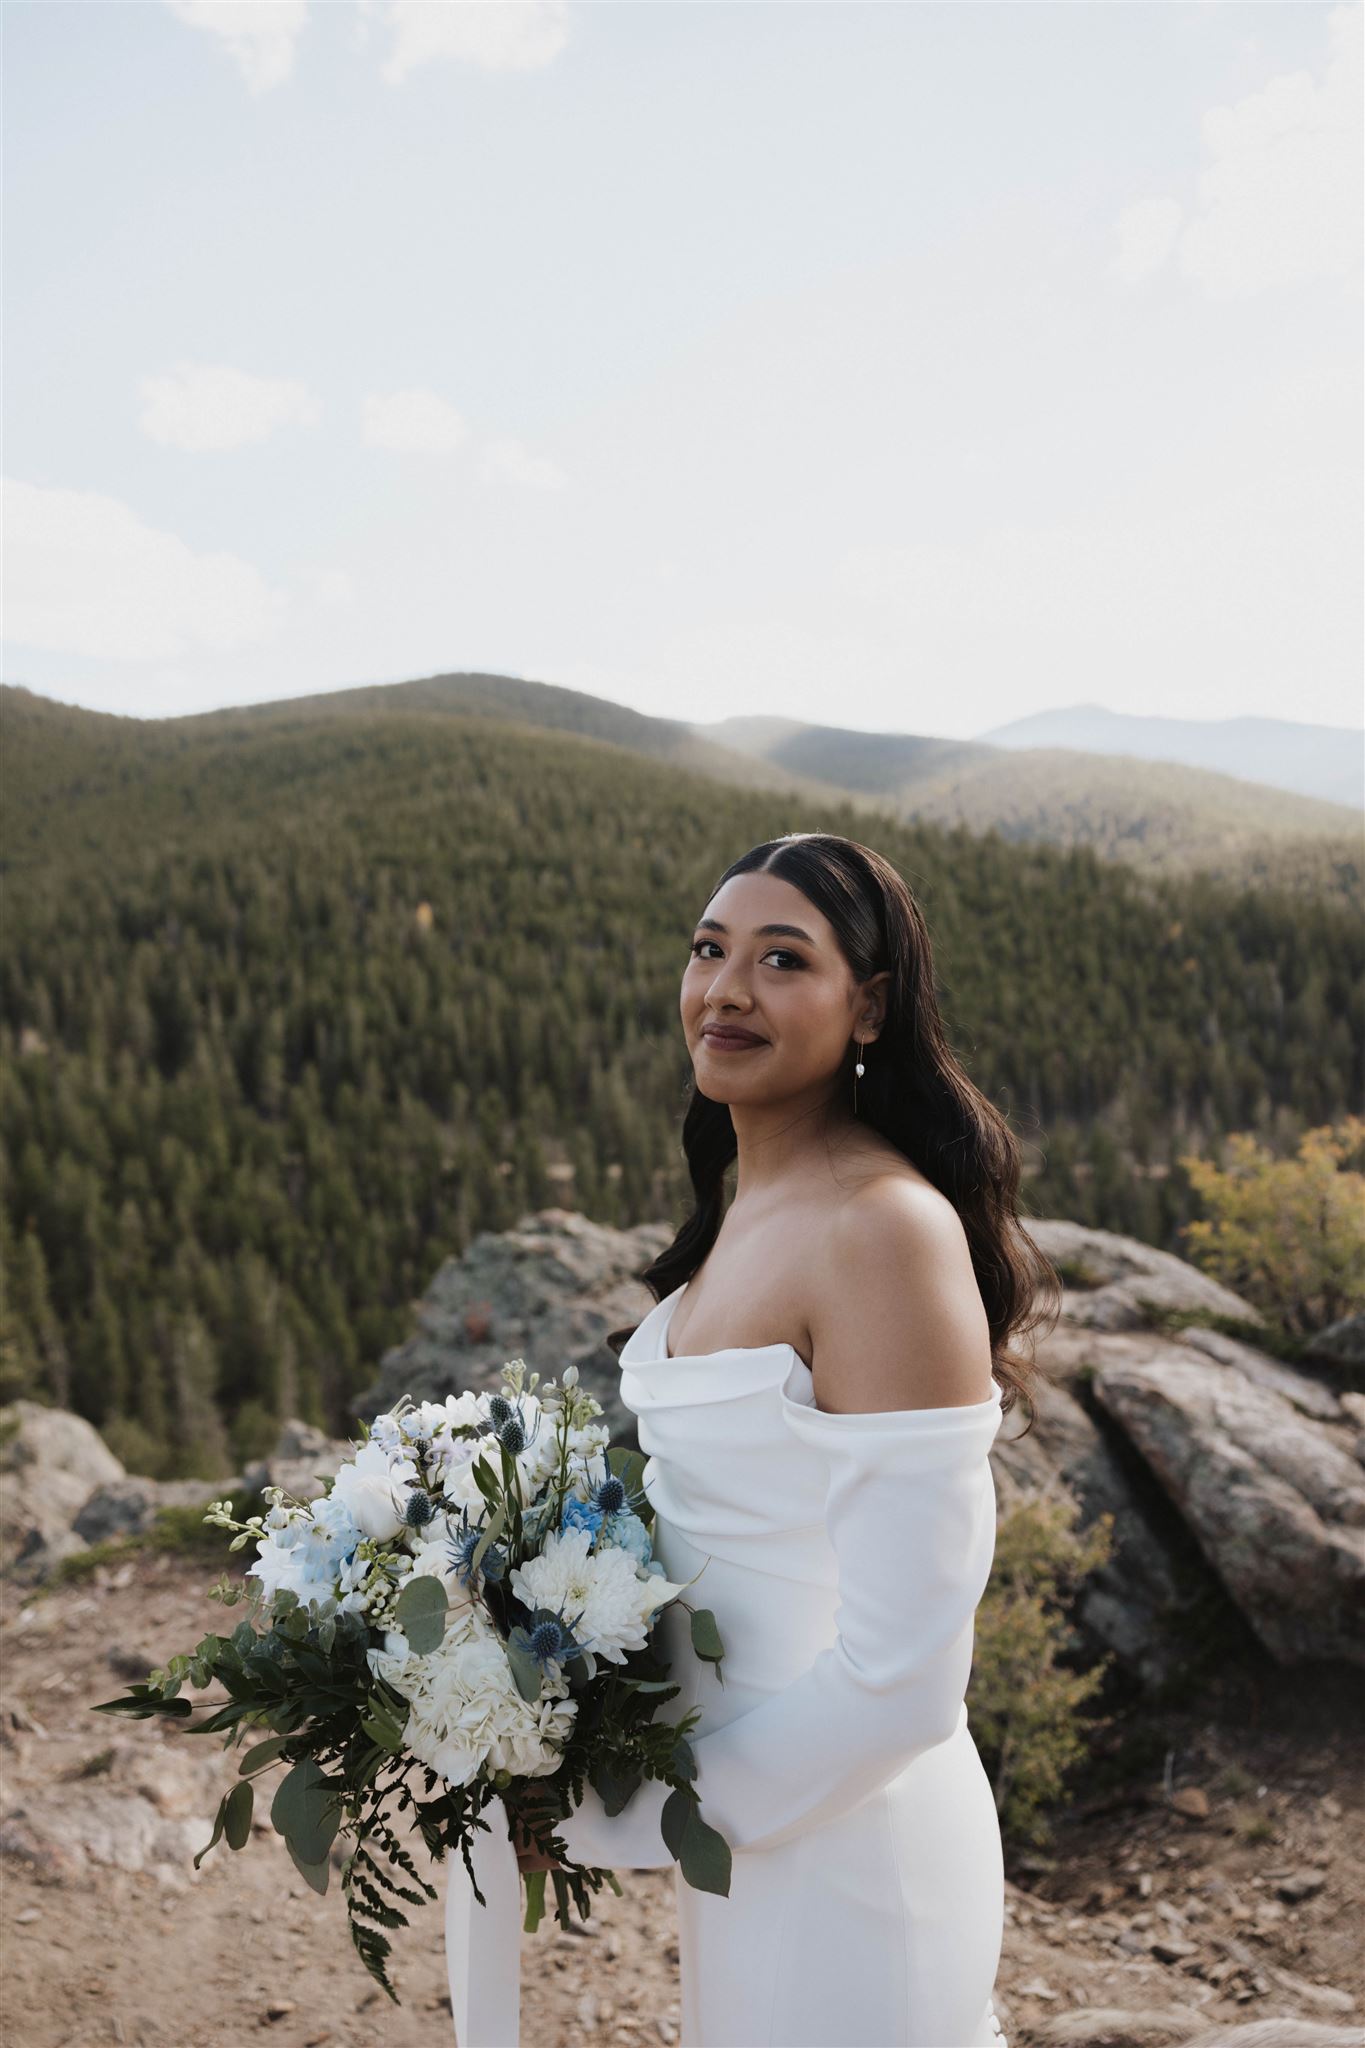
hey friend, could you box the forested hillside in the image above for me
[2,681,1361,1478]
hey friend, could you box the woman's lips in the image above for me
[702,1028,768,1051]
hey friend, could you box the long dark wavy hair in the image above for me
[610,831,1059,1429]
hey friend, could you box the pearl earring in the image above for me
[853,1036,866,1114]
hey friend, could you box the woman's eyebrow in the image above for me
[695,917,816,943]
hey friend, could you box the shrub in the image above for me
[1179,1115,1365,1338]
[968,1486,1114,1848]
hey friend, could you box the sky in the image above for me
[3,0,1361,737]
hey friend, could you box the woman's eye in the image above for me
[689,941,802,970]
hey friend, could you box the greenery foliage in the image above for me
[968,1489,1115,1847]
[1179,1115,1365,1336]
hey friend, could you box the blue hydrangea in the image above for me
[596,1509,652,1566]
[560,1496,605,1539]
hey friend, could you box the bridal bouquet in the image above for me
[94,1356,732,2000]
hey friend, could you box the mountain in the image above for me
[695,710,1361,898]
[976,703,1364,811]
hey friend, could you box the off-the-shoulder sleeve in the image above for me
[553,1384,1003,1868]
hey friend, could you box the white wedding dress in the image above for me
[445,1279,1009,2048]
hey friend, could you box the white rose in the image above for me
[331,1440,415,1543]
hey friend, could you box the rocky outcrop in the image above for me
[0,1401,126,1574]
[1090,1349,1365,1669]
[1022,1220,1266,1332]
[72,1476,236,1546]
[1303,1311,1365,1371]
[7,1211,1361,1683]
[355,1207,677,1442]
[992,1368,1193,1690]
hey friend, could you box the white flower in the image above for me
[331,1440,417,1543]
[409,1393,482,1440]
[509,1526,689,1666]
[367,1605,577,1786]
[438,1441,507,1516]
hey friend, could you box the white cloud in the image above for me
[367,0,571,83]
[480,436,567,490]
[1111,3,1362,299]
[163,1,310,96]
[2,478,287,660]
[362,388,470,453]
[1109,196,1184,287]
[137,362,322,452]
[165,0,569,93]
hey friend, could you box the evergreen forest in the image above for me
[2,681,1361,1478]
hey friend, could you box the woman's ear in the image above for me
[859,970,891,1042]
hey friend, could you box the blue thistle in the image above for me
[446,1505,507,1587]
[402,1489,441,1530]
[478,1390,541,1459]
[523,1603,592,1669]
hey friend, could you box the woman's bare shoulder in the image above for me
[805,1172,992,1412]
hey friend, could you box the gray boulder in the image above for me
[1025,1220,1264,1332]
[354,1207,676,1445]
[73,1475,239,1545]
[1303,1310,1365,1371]
[993,1369,1193,1688]
[0,1400,125,1572]
[1091,1347,1365,1667]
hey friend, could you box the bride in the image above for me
[450,829,1055,2047]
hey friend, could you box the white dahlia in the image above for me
[509,1525,689,1666]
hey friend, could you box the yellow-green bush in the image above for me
[968,1488,1114,1847]
[1180,1114,1365,1338]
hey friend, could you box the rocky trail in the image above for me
[1,1548,1360,2048]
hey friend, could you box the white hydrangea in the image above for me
[509,1525,690,1666]
[367,1604,578,1785]
[247,1494,358,1612]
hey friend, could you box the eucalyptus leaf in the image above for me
[393,1574,447,1656]
[659,1786,687,1863]
[271,1757,341,1866]
[288,1840,331,1895]
[469,1499,506,1577]
[504,1631,544,1705]
[606,1446,648,1503]
[676,1799,731,1898]
[224,1779,254,1850]
[689,1608,724,1663]
[237,1735,288,1777]
[193,1793,229,1870]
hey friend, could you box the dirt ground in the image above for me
[0,1549,1360,2048]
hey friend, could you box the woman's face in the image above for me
[682,871,883,1106]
